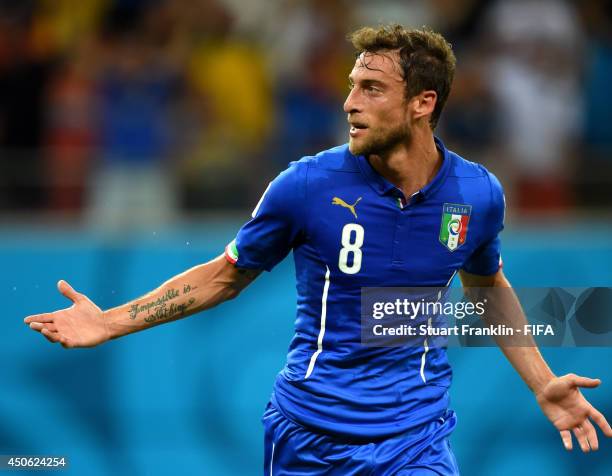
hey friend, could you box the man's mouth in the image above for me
[349,123,368,136]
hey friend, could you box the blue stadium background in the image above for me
[3,221,611,476]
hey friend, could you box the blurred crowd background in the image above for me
[1,0,611,226]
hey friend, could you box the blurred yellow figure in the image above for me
[189,40,274,149]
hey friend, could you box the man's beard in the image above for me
[348,122,412,157]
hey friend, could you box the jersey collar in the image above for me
[352,136,452,200]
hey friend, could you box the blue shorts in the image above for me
[262,402,460,475]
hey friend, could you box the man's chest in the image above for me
[304,186,480,286]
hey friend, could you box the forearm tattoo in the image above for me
[129,284,199,323]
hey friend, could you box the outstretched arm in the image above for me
[459,269,612,452]
[24,255,260,348]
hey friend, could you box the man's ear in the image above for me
[412,90,437,122]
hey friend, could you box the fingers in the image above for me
[40,328,58,344]
[29,322,66,345]
[59,337,73,349]
[568,374,601,389]
[27,314,77,348]
[24,313,54,324]
[583,420,599,451]
[560,430,572,451]
[572,426,590,452]
[29,322,58,332]
[27,312,74,348]
[571,424,598,453]
[25,279,86,323]
[57,280,82,304]
[41,327,61,344]
[590,407,612,437]
[41,329,72,348]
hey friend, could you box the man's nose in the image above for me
[343,88,360,114]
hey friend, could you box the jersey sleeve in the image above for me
[225,161,308,271]
[462,170,505,276]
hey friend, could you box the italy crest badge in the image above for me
[439,203,471,251]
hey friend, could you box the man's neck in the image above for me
[367,131,442,199]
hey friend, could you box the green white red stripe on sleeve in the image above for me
[225,239,239,264]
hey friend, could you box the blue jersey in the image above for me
[225,137,505,439]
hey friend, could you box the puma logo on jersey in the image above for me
[332,196,362,219]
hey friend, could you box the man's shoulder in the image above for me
[289,143,359,173]
[443,147,504,214]
[446,148,502,194]
[446,148,489,179]
[271,144,359,198]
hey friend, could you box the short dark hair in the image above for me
[349,24,456,129]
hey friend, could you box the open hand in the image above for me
[536,373,612,452]
[24,280,110,348]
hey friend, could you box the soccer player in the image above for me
[25,25,611,475]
